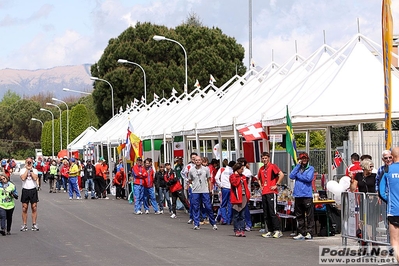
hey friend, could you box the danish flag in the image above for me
[237,122,268,141]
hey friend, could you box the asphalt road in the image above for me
[2,173,344,266]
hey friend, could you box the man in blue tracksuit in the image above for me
[289,152,315,240]
[379,147,399,262]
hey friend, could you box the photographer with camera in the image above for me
[0,172,18,235]
[20,157,39,232]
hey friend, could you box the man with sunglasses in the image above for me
[376,150,393,199]
[19,157,39,232]
[289,152,315,240]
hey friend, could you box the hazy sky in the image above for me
[0,0,397,70]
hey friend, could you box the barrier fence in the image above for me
[341,192,389,246]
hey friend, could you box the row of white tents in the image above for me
[69,33,399,178]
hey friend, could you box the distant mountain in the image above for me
[0,64,93,99]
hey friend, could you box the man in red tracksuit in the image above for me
[142,158,160,214]
[132,158,146,214]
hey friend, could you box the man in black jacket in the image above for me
[155,164,171,214]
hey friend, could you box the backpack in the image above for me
[1,159,6,167]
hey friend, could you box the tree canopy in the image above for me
[90,21,246,125]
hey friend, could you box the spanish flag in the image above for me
[382,0,393,150]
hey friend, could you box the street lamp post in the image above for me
[153,35,188,94]
[63,88,92,95]
[46,102,62,150]
[31,118,43,128]
[40,108,54,158]
[117,59,147,104]
[90,77,115,117]
[52,98,69,153]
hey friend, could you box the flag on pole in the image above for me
[382,0,393,150]
[332,150,343,170]
[130,133,143,160]
[117,143,126,155]
[154,93,159,101]
[173,136,184,157]
[143,139,163,162]
[237,122,268,141]
[171,87,178,96]
[124,121,135,161]
[194,79,201,89]
[285,106,297,164]
[133,99,139,106]
[141,96,145,104]
[209,74,216,84]
[243,140,264,163]
[251,58,255,68]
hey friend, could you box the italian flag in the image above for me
[143,139,163,162]
[173,136,183,157]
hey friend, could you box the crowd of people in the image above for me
[0,147,398,252]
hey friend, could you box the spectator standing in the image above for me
[68,158,81,200]
[215,160,235,225]
[257,152,285,238]
[165,162,190,218]
[20,157,39,232]
[34,157,45,190]
[188,156,218,230]
[84,160,95,199]
[289,152,315,240]
[155,164,171,214]
[346,153,362,177]
[142,158,160,214]
[132,158,146,214]
[60,159,69,192]
[349,159,376,193]
[230,163,250,237]
[181,153,197,224]
[48,160,58,193]
[113,167,126,200]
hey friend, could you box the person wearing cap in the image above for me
[68,158,81,200]
[132,157,146,214]
[20,157,39,232]
[289,152,315,240]
[0,172,18,235]
[113,167,126,199]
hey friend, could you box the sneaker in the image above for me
[31,224,39,231]
[262,232,273,238]
[170,213,177,219]
[203,219,210,225]
[0,230,5,236]
[293,233,305,240]
[69,197,73,200]
[103,197,109,199]
[135,211,143,215]
[187,219,193,224]
[193,226,200,230]
[305,233,312,240]
[245,226,251,232]
[159,210,163,214]
[200,220,205,225]
[6,231,10,235]
[76,197,81,200]
[259,228,267,234]
[273,231,283,238]
[241,231,246,237]
[154,211,161,215]
[85,195,88,199]
[145,210,149,214]
[212,224,218,230]
[235,231,242,237]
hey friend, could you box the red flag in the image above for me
[237,122,268,141]
[332,150,343,169]
[243,140,264,163]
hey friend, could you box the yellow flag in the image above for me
[382,0,393,150]
[129,133,143,159]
